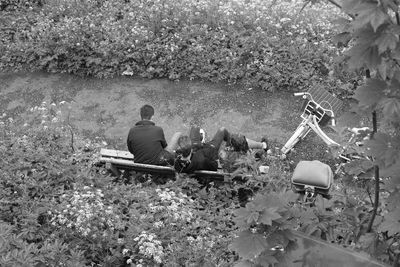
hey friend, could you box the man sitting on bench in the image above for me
[127,104,182,166]
[174,127,269,173]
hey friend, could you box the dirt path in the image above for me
[0,72,302,149]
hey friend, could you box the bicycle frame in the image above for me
[282,92,339,155]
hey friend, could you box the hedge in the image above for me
[0,0,356,92]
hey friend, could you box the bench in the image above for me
[99,148,231,181]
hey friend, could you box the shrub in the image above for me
[0,0,357,93]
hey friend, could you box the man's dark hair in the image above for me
[176,135,192,157]
[140,105,154,120]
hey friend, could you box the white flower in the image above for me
[126,259,132,264]
[280,17,291,23]
[154,256,162,263]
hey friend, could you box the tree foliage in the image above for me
[330,0,400,263]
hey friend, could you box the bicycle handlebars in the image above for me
[294,92,306,97]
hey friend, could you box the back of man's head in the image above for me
[140,104,154,120]
[176,135,192,157]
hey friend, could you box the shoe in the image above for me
[261,136,269,151]
[199,128,206,143]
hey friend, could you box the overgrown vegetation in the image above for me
[0,0,356,93]
[1,0,400,266]
[0,102,397,266]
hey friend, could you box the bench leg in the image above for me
[109,163,121,176]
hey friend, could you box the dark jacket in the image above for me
[127,120,167,164]
[175,144,218,173]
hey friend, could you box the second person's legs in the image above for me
[208,127,230,149]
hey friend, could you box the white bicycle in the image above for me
[281,91,339,155]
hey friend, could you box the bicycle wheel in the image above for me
[282,123,311,154]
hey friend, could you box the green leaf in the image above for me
[357,233,378,255]
[336,111,362,129]
[229,230,269,260]
[387,190,400,209]
[259,207,281,226]
[333,32,352,46]
[352,2,388,32]
[255,251,278,267]
[378,97,400,122]
[342,0,363,14]
[365,133,400,167]
[378,206,400,236]
[251,192,290,210]
[265,230,293,249]
[354,79,386,109]
[344,158,374,176]
[314,195,335,212]
[377,61,388,79]
[374,30,399,54]
[347,43,381,70]
[298,208,318,225]
[379,175,400,192]
[234,207,259,227]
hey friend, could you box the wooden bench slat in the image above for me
[100,157,175,170]
[100,148,133,160]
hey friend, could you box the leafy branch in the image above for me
[327,0,400,263]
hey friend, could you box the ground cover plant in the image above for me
[0,102,241,266]
[0,0,357,94]
[0,101,398,266]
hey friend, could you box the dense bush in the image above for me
[0,0,357,92]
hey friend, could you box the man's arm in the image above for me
[159,128,168,148]
[127,131,134,154]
